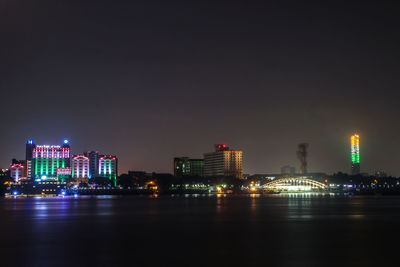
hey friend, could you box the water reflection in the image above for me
[1,195,400,266]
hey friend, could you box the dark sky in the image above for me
[1,1,400,175]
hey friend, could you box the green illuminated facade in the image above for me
[32,144,71,181]
[33,157,70,177]
[99,156,118,186]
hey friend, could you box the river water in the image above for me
[0,194,399,266]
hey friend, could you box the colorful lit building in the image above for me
[351,134,360,175]
[204,144,243,179]
[10,163,25,183]
[174,157,204,177]
[56,168,72,182]
[72,155,90,179]
[32,139,71,181]
[72,155,90,184]
[98,155,118,186]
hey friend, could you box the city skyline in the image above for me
[2,133,396,176]
[2,1,400,176]
[2,2,400,266]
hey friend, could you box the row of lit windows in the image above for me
[34,154,70,158]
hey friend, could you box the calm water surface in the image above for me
[1,194,399,267]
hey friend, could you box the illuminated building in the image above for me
[72,155,89,184]
[174,157,204,177]
[351,134,360,175]
[72,155,90,178]
[26,139,35,179]
[56,168,71,182]
[85,151,99,179]
[32,139,71,181]
[99,155,118,186]
[10,164,25,183]
[204,144,243,179]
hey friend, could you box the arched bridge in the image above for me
[262,177,327,191]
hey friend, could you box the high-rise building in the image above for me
[351,134,360,175]
[32,139,71,181]
[26,139,35,180]
[174,157,204,177]
[85,151,99,179]
[98,155,118,186]
[72,155,90,179]
[204,144,243,179]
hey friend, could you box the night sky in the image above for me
[1,1,400,175]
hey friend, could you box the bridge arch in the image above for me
[262,177,327,191]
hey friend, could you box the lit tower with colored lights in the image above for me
[351,134,360,175]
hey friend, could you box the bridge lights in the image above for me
[263,177,327,192]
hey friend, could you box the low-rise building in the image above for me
[10,163,25,182]
[174,157,204,177]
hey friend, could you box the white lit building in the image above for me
[204,144,243,179]
[72,155,90,179]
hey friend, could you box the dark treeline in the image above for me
[328,172,400,185]
[117,173,243,193]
